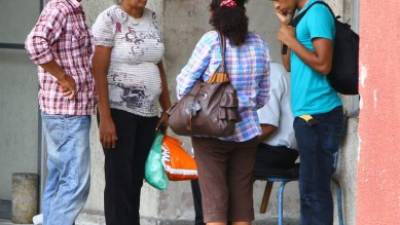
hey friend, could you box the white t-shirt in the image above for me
[257,63,297,150]
[92,5,165,117]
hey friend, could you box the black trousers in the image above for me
[103,109,158,225]
[253,143,299,178]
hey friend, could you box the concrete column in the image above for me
[11,173,39,224]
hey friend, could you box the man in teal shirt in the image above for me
[271,0,344,225]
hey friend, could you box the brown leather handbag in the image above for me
[167,33,240,137]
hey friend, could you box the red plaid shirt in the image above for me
[25,0,95,115]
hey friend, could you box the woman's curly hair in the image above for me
[210,0,249,46]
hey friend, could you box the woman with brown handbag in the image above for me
[175,1,271,225]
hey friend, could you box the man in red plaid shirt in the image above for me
[25,0,95,224]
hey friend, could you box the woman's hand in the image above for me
[156,112,169,134]
[99,116,118,149]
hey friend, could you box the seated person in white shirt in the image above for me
[254,62,298,177]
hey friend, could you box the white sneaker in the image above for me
[32,214,43,225]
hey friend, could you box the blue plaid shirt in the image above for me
[176,31,270,142]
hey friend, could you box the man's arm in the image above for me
[40,61,76,98]
[277,5,335,75]
[257,64,285,143]
[272,1,293,72]
[281,46,291,72]
[25,4,76,97]
[259,124,278,142]
[278,27,333,75]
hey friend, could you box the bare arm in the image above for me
[92,46,117,149]
[281,46,291,72]
[156,61,172,133]
[272,1,293,72]
[92,46,112,118]
[25,5,75,97]
[40,60,65,81]
[274,1,334,76]
[283,32,334,75]
[158,61,172,112]
[258,124,278,142]
[40,61,77,98]
[272,2,333,75]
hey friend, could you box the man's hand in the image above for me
[57,74,77,99]
[38,60,77,99]
[277,25,296,47]
[99,116,118,149]
[273,1,293,25]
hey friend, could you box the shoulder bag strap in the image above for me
[218,32,227,73]
[205,32,231,84]
[291,1,336,27]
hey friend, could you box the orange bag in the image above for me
[161,135,198,181]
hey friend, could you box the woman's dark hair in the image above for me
[210,0,249,46]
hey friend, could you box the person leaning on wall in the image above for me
[271,0,345,225]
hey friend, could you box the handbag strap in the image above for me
[291,1,336,27]
[206,32,231,83]
[218,32,227,73]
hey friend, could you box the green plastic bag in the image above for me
[145,132,169,190]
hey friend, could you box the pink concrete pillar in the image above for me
[357,1,400,225]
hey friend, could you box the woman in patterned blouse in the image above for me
[91,0,171,225]
[176,0,270,225]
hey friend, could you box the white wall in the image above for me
[0,0,41,201]
[0,49,39,200]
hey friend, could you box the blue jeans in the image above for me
[293,107,344,225]
[41,114,91,225]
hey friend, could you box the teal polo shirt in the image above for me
[290,0,342,117]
